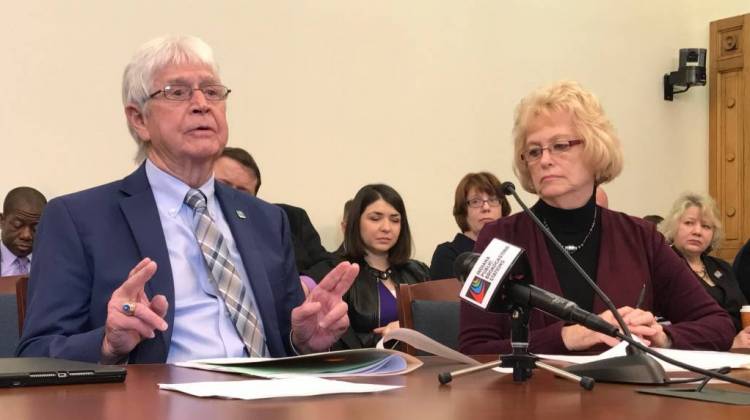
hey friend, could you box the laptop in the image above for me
[0,357,126,387]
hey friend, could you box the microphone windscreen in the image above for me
[500,182,516,196]
[453,252,479,283]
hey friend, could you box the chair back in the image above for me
[0,275,28,356]
[0,275,29,336]
[397,278,462,355]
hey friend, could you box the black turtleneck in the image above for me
[532,192,601,312]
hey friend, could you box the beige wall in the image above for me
[1,1,749,263]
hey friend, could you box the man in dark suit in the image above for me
[17,35,357,364]
[214,147,332,272]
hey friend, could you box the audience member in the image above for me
[315,184,429,349]
[0,187,47,276]
[430,172,511,280]
[17,35,357,364]
[331,199,353,255]
[660,192,749,348]
[214,147,261,195]
[460,81,734,355]
[214,147,333,274]
[732,241,750,304]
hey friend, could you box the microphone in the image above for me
[492,182,666,384]
[454,252,618,337]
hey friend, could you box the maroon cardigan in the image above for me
[459,207,735,355]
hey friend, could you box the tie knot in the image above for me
[15,257,29,273]
[184,189,208,211]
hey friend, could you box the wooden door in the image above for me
[709,13,750,262]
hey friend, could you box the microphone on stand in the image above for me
[497,182,666,384]
[454,252,617,337]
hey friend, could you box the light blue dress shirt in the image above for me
[0,242,30,276]
[145,160,267,363]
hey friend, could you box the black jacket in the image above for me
[343,260,430,348]
[429,233,475,280]
[276,204,333,272]
[674,247,747,331]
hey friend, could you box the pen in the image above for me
[635,284,646,309]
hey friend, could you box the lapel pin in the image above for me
[236,210,246,219]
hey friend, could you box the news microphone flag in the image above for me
[459,238,523,309]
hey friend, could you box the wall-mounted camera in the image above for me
[663,48,706,101]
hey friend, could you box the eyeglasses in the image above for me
[466,197,501,208]
[521,139,583,163]
[148,84,232,101]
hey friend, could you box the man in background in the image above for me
[214,147,333,273]
[0,187,47,276]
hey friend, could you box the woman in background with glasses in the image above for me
[460,81,734,355]
[660,193,750,348]
[430,172,511,280]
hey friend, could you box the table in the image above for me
[2,357,749,420]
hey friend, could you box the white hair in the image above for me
[122,35,220,162]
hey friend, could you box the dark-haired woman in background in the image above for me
[312,184,430,349]
[430,172,511,279]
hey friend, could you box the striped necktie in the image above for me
[13,257,30,275]
[8,257,29,276]
[184,189,267,357]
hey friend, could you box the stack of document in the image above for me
[163,348,419,400]
[176,348,422,379]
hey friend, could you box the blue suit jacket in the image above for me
[17,164,303,363]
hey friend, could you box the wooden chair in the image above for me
[396,278,463,355]
[0,275,29,337]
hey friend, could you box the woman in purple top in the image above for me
[459,81,734,355]
[321,184,429,349]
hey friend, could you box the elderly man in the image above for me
[17,35,357,364]
[0,187,47,276]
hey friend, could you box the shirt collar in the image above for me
[145,159,216,217]
[0,241,30,267]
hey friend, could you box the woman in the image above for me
[321,184,430,349]
[430,172,511,280]
[459,81,735,355]
[660,193,750,348]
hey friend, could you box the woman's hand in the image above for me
[561,306,670,351]
[620,306,670,348]
[561,309,621,351]
[732,327,750,349]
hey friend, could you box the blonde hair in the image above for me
[660,192,723,251]
[512,81,623,194]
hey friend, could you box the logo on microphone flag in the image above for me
[467,276,491,303]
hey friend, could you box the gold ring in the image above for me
[122,302,137,316]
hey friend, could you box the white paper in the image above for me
[158,377,401,400]
[377,328,480,365]
[537,341,750,372]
